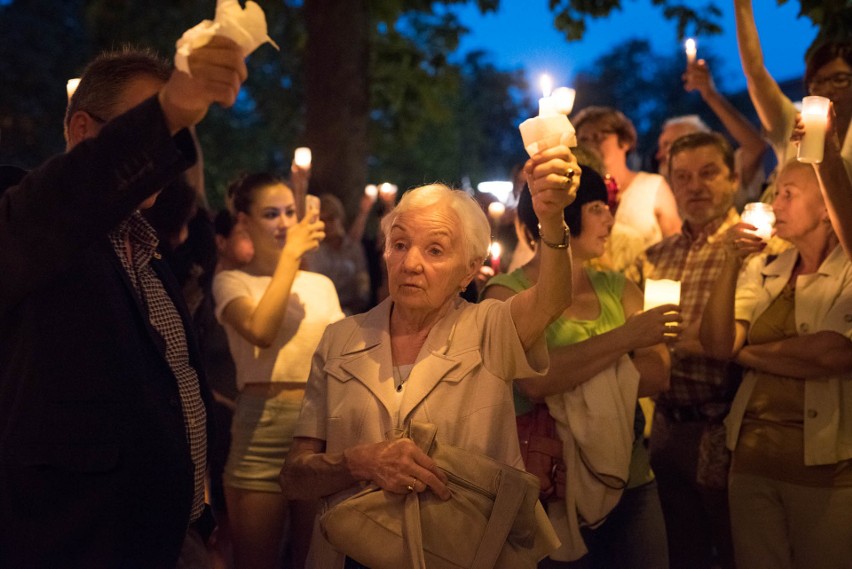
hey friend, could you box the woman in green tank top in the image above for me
[482,166,681,568]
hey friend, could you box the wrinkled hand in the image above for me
[683,59,716,98]
[346,438,450,499]
[523,145,580,225]
[722,222,766,262]
[281,213,325,260]
[622,304,682,349]
[159,35,247,133]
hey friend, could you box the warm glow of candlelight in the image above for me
[489,241,502,271]
[379,182,398,196]
[685,38,697,64]
[487,202,506,221]
[66,78,81,101]
[644,279,681,311]
[539,74,553,98]
[741,203,775,241]
[551,87,576,115]
[364,184,378,198]
[293,147,312,168]
[798,96,830,164]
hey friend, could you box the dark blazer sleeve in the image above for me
[0,96,196,316]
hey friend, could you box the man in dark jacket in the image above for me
[0,37,246,568]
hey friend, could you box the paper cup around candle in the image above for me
[798,96,830,164]
[551,87,576,115]
[294,147,312,168]
[519,114,576,157]
[740,202,775,241]
[643,278,681,311]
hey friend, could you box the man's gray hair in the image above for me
[662,114,710,133]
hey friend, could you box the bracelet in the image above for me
[537,222,570,249]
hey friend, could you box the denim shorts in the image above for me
[223,393,302,493]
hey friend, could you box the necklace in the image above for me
[393,364,413,392]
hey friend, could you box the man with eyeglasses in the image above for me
[0,38,247,568]
[627,131,742,569]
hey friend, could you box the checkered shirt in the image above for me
[628,208,743,416]
[109,212,207,521]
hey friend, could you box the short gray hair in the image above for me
[380,184,490,267]
[662,114,710,133]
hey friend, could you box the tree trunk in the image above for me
[304,0,370,219]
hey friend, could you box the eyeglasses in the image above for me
[808,72,852,91]
[577,129,616,146]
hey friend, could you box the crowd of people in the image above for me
[0,1,850,568]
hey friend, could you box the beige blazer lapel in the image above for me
[334,299,399,419]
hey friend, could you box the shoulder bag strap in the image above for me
[470,470,528,569]
[403,491,427,569]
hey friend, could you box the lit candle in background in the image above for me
[379,182,398,197]
[364,184,378,198]
[293,147,312,168]
[487,202,506,221]
[685,38,697,64]
[798,96,830,164]
[644,278,681,311]
[489,241,502,272]
[538,74,556,116]
[66,78,81,101]
[740,203,775,241]
[551,87,576,115]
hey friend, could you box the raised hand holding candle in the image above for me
[519,73,577,156]
[644,278,681,311]
[294,147,312,168]
[685,38,697,64]
[798,96,830,164]
[740,202,775,241]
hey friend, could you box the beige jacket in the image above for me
[294,295,550,568]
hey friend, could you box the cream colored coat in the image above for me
[294,295,550,568]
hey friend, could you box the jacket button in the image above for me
[799,323,809,333]
[806,409,818,419]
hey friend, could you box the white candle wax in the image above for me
[364,184,378,198]
[798,96,830,164]
[379,182,398,196]
[538,74,556,117]
[741,202,775,241]
[294,147,312,168]
[685,38,697,64]
[644,278,681,311]
[487,202,506,221]
[66,78,81,101]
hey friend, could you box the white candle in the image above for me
[551,87,576,115]
[538,74,557,116]
[798,96,830,164]
[685,38,697,64]
[644,278,681,311]
[489,241,502,272]
[364,184,378,198]
[293,147,312,168]
[379,182,398,197]
[487,202,506,221]
[66,78,81,101]
[740,202,775,241]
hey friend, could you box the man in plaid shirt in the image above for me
[629,131,743,569]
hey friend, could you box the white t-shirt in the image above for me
[212,269,345,390]
[615,171,673,249]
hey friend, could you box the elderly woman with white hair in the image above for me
[280,145,580,567]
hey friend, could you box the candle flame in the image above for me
[539,74,553,98]
[685,38,696,52]
[489,241,502,258]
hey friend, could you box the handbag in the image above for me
[515,403,565,502]
[319,421,560,569]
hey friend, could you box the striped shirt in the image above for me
[628,208,742,417]
[109,212,207,521]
